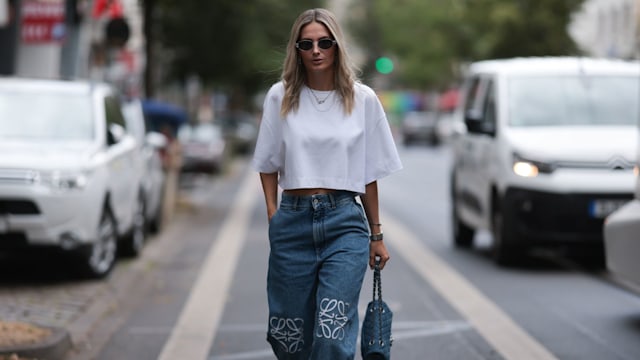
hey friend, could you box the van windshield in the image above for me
[0,91,94,141]
[508,76,639,127]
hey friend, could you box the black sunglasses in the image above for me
[295,38,336,51]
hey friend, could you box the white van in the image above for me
[450,57,639,265]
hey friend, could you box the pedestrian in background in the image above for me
[251,8,402,359]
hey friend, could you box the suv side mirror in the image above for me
[145,131,168,149]
[107,123,126,145]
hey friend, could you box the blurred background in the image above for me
[1,0,635,124]
[3,1,640,359]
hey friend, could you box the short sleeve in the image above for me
[251,83,284,173]
[364,88,403,184]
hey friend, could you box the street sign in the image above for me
[21,0,66,44]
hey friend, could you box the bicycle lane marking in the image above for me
[383,211,559,360]
[157,171,260,360]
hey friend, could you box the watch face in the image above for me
[370,233,383,241]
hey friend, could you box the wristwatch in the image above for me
[369,232,384,241]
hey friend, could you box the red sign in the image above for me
[21,0,66,44]
[92,0,123,19]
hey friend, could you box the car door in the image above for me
[456,75,497,228]
[470,79,498,228]
[104,95,138,233]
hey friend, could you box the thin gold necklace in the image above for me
[308,87,332,104]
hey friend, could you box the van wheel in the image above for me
[452,201,474,248]
[121,194,147,257]
[491,206,522,266]
[78,208,118,278]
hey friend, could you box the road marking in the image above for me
[157,172,260,360]
[210,349,273,360]
[380,320,473,341]
[383,212,559,360]
[206,320,472,360]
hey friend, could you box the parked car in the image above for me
[121,98,168,233]
[435,111,465,144]
[450,57,639,266]
[604,196,640,294]
[604,135,640,293]
[219,111,258,155]
[0,77,148,278]
[178,122,227,174]
[401,110,439,145]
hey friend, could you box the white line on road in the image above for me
[209,349,274,360]
[206,320,473,360]
[157,172,260,360]
[383,212,559,360]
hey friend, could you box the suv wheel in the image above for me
[79,208,118,278]
[121,194,147,257]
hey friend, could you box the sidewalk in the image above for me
[0,164,185,360]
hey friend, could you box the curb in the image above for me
[0,326,71,360]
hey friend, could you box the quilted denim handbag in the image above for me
[361,261,393,360]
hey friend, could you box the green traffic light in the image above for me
[376,57,394,74]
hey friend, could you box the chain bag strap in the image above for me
[361,260,393,360]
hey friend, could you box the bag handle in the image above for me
[371,258,386,348]
[372,258,383,302]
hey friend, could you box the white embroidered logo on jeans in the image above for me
[316,298,349,340]
[270,316,305,353]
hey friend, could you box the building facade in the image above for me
[569,0,639,59]
[0,0,144,94]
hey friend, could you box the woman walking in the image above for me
[252,8,402,359]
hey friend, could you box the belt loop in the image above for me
[328,192,336,209]
[293,196,299,211]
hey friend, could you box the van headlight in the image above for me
[512,153,555,177]
[36,170,91,191]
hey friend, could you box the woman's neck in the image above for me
[306,72,334,91]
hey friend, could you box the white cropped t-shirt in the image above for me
[251,81,402,194]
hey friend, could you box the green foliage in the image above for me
[461,0,584,59]
[154,0,322,95]
[349,0,584,89]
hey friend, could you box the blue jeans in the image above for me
[267,191,370,360]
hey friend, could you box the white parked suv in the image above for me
[450,57,639,265]
[0,77,147,278]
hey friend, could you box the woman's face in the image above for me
[298,21,336,76]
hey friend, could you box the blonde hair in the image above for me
[280,8,358,117]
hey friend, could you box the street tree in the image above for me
[349,0,584,90]
[140,0,321,102]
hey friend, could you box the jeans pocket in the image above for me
[351,201,369,231]
[268,208,280,226]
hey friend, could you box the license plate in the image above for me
[589,199,628,218]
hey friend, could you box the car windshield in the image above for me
[508,75,639,127]
[0,90,94,140]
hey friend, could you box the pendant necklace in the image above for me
[308,87,332,104]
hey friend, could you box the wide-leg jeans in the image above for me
[266,191,370,360]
